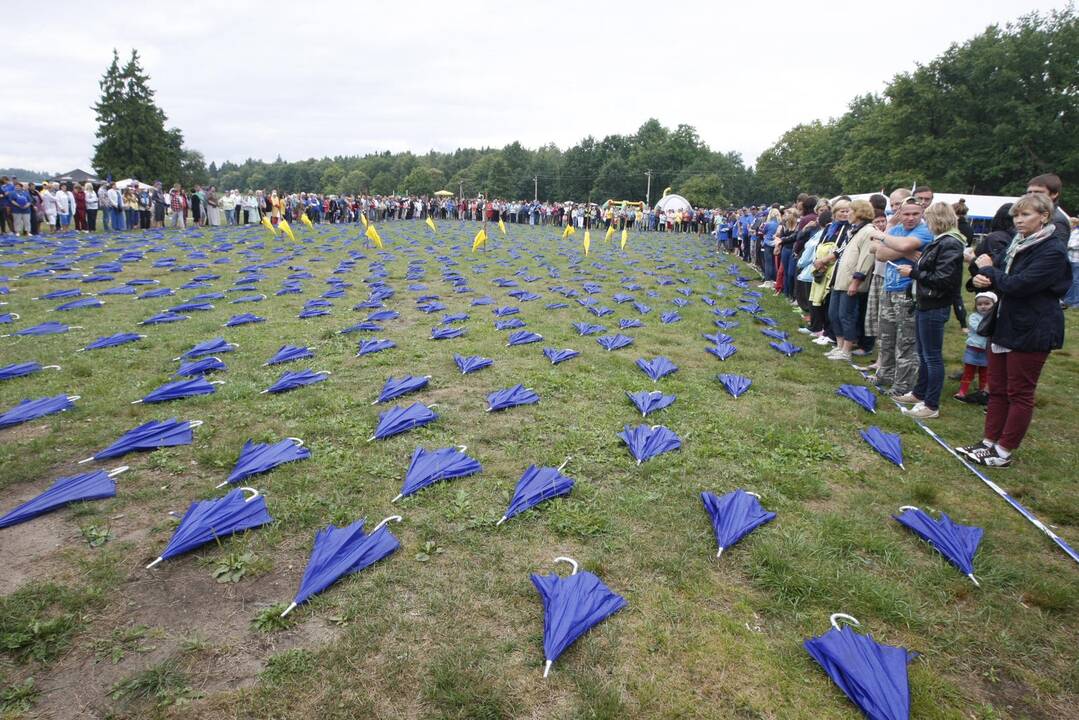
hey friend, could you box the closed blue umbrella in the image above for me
[837,384,877,413]
[626,390,675,417]
[454,354,493,374]
[265,345,314,366]
[894,506,983,585]
[146,487,273,569]
[140,312,189,325]
[618,424,682,465]
[660,311,681,324]
[9,321,75,336]
[366,309,399,322]
[135,377,221,404]
[168,301,214,313]
[803,614,915,720]
[487,384,540,412]
[700,489,775,556]
[262,369,331,394]
[543,348,579,365]
[81,418,202,463]
[230,293,266,304]
[0,466,127,528]
[531,557,627,677]
[756,316,779,327]
[702,332,734,345]
[395,445,482,501]
[281,515,403,617]
[713,308,737,318]
[770,341,802,357]
[0,362,60,381]
[0,313,20,324]
[369,402,439,441]
[495,318,526,331]
[588,305,614,318]
[418,301,447,313]
[717,374,752,398]
[35,289,81,300]
[175,357,227,376]
[706,343,738,361]
[635,357,678,382]
[507,331,543,346]
[573,322,606,336]
[432,326,465,339]
[493,306,520,317]
[298,308,329,319]
[861,427,905,470]
[97,286,135,296]
[442,312,469,324]
[220,437,311,487]
[761,328,788,341]
[54,297,104,311]
[596,334,633,351]
[225,313,265,327]
[138,287,174,299]
[714,319,739,329]
[375,375,431,404]
[499,460,574,524]
[618,318,644,330]
[0,394,78,429]
[79,333,144,352]
[632,302,651,314]
[176,337,238,360]
[357,338,396,356]
[340,321,382,334]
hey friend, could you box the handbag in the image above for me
[975,305,997,337]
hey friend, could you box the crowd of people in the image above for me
[725,174,1075,469]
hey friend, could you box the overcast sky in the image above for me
[3,0,1067,174]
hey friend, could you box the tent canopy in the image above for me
[54,169,102,185]
[654,194,693,213]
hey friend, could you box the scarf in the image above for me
[1004,224,1054,273]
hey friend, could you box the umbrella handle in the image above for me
[830,613,860,630]
[557,456,571,472]
[286,437,304,447]
[745,491,762,499]
[67,395,81,402]
[209,380,226,385]
[553,557,578,575]
[373,515,402,532]
[898,505,919,513]
[187,420,204,429]
[9,313,18,319]
[43,365,61,370]
[237,486,261,502]
[229,342,240,348]
[457,445,467,453]
[107,465,130,477]
[315,370,332,376]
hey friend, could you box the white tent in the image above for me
[654,193,693,214]
[115,178,154,191]
[843,191,1017,220]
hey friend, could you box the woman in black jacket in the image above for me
[965,203,1014,293]
[895,202,966,418]
[957,193,1071,467]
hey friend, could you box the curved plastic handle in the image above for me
[229,342,240,348]
[745,491,762,499]
[43,365,61,370]
[107,465,130,477]
[209,380,226,385]
[286,437,304,447]
[315,370,332,376]
[9,313,19,319]
[427,403,439,409]
[898,505,920,513]
[553,557,578,575]
[457,445,467,453]
[373,515,403,532]
[67,395,81,402]
[188,420,204,429]
[557,456,571,472]
[238,487,261,502]
[830,613,860,630]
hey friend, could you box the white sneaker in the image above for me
[902,402,939,419]
[828,350,852,361]
[797,327,812,335]
[893,392,919,404]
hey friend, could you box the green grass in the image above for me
[0,221,1076,719]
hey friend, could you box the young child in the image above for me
[954,291,996,404]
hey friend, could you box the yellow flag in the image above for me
[620,228,628,250]
[498,217,506,235]
[365,224,383,249]
[300,212,314,230]
[425,216,436,233]
[583,230,591,256]
[279,218,297,243]
[605,224,615,243]
[360,212,369,228]
[261,216,277,236]
[562,224,576,240]
[472,227,487,252]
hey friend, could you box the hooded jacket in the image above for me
[909,229,965,310]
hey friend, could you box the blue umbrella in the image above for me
[79,333,144,351]
[626,390,676,417]
[770,341,802,357]
[340,321,382,334]
[366,309,399,322]
[495,318,526,331]
[0,362,60,381]
[176,337,238,360]
[219,437,311,487]
[660,311,681,324]
[632,302,651,314]
[837,384,877,413]
[572,322,606,336]
[498,460,574,524]
[35,289,81,300]
[700,489,775,557]
[265,345,314,366]
[0,466,127,528]
[135,377,221,404]
[596,334,633,351]
[442,312,469,324]
[531,557,627,677]
[588,305,614,318]
[861,427,905,470]
[262,369,331,394]
[169,301,214,313]
[619,318,644,330]
[81,418,202,463]
[418,301,447,313]
[138,287,173,299]
[507,331,543,346]
[706,343,738,361]
[894,506,983,585]
[804,614,915,720]
[635,357,678,382]
[54,297,104,311]
[230,293,266,304]
[298,308,329,319]
[761,328,788,341]
[146,487,273,569]
[395,445,482,501]
[9,321,74,336]
[375,375,431,404]
[140,312,189,325]
[225,313,265,327]
[543,348,579,365]
[0,394,78,429]
[493,306,520,317]
[717,374,752,398]
[357,338,396,357]
[431,326,465,339]
[175,357,227,376]
[714,319,739,329]
[369,402,438,441]
[702,332,734,345]
[618,424,682,465]
[0,313,20,324]
[281,515,403,617]
[487,384,540,412]
[454,354,493,374]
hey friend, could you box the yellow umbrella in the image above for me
[605,225,615,243]
[425,216,436,232]
[621,228,629,250]
[261,216,277,236]
[300,213,314,230]
[583,230,591,256]
[433,190,454,197]
[561,224,576,240]
[279,218,296,242]
[365,224,383,249]
[472,227,487,252]
[360,212,369,228]
[498,217,507,235]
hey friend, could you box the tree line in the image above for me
[91,7,1076,210]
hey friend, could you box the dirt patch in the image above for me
[0,492,76,594]
[0,421,56,444]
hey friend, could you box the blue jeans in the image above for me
[1064,261,1079,308]
[828,290,862,340]
[913,305,950,409]
[111,208,125,231]
[762,245,776,280]
[101,207,111,231]
[781,247,796,299]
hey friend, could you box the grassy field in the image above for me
[0,221,1076,720]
